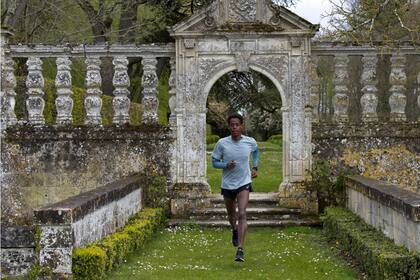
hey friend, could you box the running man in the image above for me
[211,113,259,262]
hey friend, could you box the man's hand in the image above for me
[227,160,236,169]
[251,168,258,178]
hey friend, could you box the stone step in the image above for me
[168,218,322,228]
[191,207,301,220]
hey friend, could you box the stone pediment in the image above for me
[169,0,319,35]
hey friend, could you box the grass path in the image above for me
[207,141,283,193]
[107,226,358,280]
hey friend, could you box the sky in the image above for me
[290,0,333,29]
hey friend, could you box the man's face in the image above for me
[229,117,242,138]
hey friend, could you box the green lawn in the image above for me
[107,226,359,280]
[207,141,282,193]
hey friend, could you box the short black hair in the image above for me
[227,112,243,124]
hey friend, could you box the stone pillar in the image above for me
[332,55,349,123]
[141,56,159,124]
[84,57,102,125]
[360,54,378,122]
[26,57,45,125]
[168,57,177,127]
[417,71,420,122]
[55,57,73,125]
[112,56,130,125]
[309,56,320,123]
[1,56,17,127]
[389,54,407,122]
[1,29,17,129]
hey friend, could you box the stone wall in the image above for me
[313,123,420,194]
[0,125,173,225]
[346,176,420,253]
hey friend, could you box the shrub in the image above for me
[268,134,282,145]
[72,246,106,280]
[72,207,166,279]
[323,207,420,280]
[143,176,169,208]
[305,159,346,213]
[206,134,220,144]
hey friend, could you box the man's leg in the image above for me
[236,189,249,248]
[224,196,237,230]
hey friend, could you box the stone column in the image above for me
[360,54,378,122]
[112,56,130,125]
[55,57,73,125]
[168,57,177,127]
[84,57,102,125]
[389,54,407,122]
[332,55,349,123]
[309,56,320,123]
[26,57,45,125]
[1,56,17,127]
[1,29,17,129]
[141,56,159,124]
[417,71,420,122]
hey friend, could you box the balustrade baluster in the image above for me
[168,57,177,126]
[360,54,378,122]
[309,56,320,123]
[55,57,73,125]
[1,57,17,126]
[389,54,407,122]
[332,55,349,123]
[84,57,103,125]
[417,71,420,122]
[112,56,130,125]
[141,56,159,124]
[26,57,45,125]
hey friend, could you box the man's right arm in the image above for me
[212,157,227,169]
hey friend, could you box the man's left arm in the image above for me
[251,145,259,178]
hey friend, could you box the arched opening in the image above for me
[204,68,285,193]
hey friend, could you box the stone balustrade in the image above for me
[1,43,175,129]
[311,42,420,123]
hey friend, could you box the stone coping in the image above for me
[3,124,173,141]
[34,174,145,225]
[346,176,420,222]
[313,123,420,139]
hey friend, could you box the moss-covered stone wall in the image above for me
[1,125,173,226]
[312,123,420,194]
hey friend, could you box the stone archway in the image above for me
[169,0,318,215]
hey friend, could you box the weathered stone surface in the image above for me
[1,125,172,225]
[1,225,35,248]
[313,123,420,194]
[26,57,45,125]
[55,57,73,125]
[360,54,378,122]
[84,57,102,125]
[1,248,36,276]
[389,54,407,122]
[346,176,420,253]
[112,56,130,125]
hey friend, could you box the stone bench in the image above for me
[33,174,145,276]
[346,175,420,253]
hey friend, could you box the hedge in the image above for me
[206,134,220,145]
[72,207,166,280]
[268,134,282,145]
[323,207,420,280]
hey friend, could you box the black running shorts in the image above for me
[221,183,253,200]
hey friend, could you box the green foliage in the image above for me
[142,176,168,208]
[72,246,106,280]
[157,66,170,125]
[206,134,220,145]
[323,207,420,280]
[305,160,346,213]
[72,208,166,279]
[268,134,282,145]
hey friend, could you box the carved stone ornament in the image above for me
[84,57,103,125]
[26,57,45,125]
[332,55,349,123]
[235,52,252,73]
[1,56,17,126]
[55,57,74,125]
[309,56,320,123]
[229,0,257,22]
[388,54,407,122]
[141,57,159,124]
[360,54,378,122]
[204,15,215,27]
[184,39,196,49]
[112,56,130,125]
